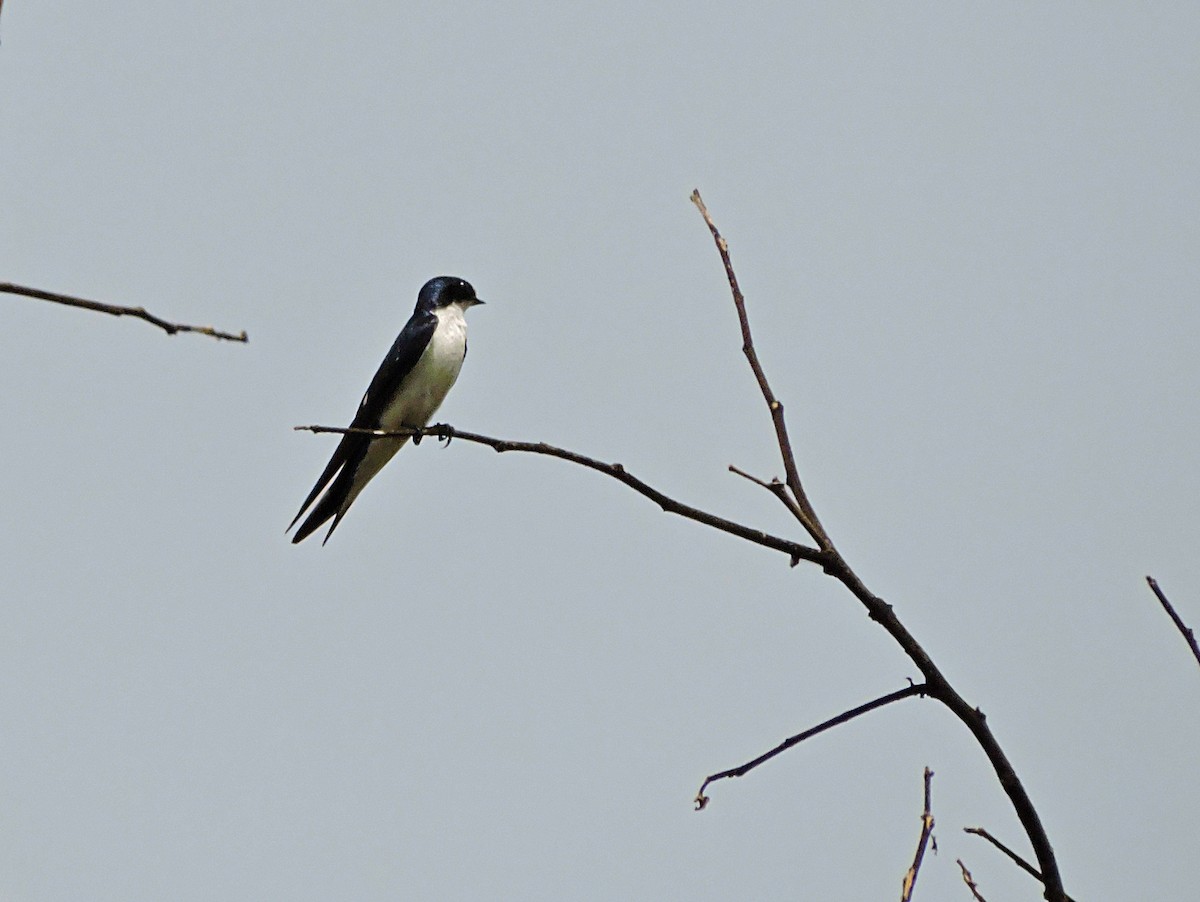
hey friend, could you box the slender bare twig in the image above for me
[690,192,1066,902]
[2,282,248,342]
[693,683,928,810]
[727,464,775,492]
[964,827,1040,881]
[1146,576,1200,669]
[729,464,810,525]
[900,767,937,902]
[691,190,830,550]
[957,859,988,902]
[293,424,826,567]
[964,828,1077,902]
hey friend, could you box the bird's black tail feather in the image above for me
[290,467,356,544]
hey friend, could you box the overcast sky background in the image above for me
[3,4,1198,900]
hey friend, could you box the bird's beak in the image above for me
[469,298,486,307]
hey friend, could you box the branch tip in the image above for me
[1145,575,1200,668]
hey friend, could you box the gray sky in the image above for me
[3,3,1198,900]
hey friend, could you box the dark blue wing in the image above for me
[289,310,437,543]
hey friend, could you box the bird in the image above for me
[289,275,484,544]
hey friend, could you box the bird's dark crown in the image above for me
[416,276,480,312]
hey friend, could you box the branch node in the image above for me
[866,600,893,623]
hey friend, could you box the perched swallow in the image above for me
[289,276,484,544]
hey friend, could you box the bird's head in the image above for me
[416,276,484,314]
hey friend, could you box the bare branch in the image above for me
[964,828,1077,902]
[691,193,1067,901]
[294,424,826,567]
[691,189,830,549]
[957,859,988,902]
[693,683,928,810]
[2,282,248,342]
[1146,576,1200,669]
[900,767,937,902]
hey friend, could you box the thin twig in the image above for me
[728,464,775,492]
[957,859,988,902]
[690,189,830,549]
[294,424,826,567]
[2,282,248,342]
[693,683,928,809]
[1146,576,1200,669]
[900,767,937,902]
[691,194,1067,902]
[729,464,810,525]
[964,828,1077,902]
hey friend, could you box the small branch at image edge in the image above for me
[2,282,248,342]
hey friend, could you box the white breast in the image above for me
[378,303,469,431]
[328,303,472,518]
